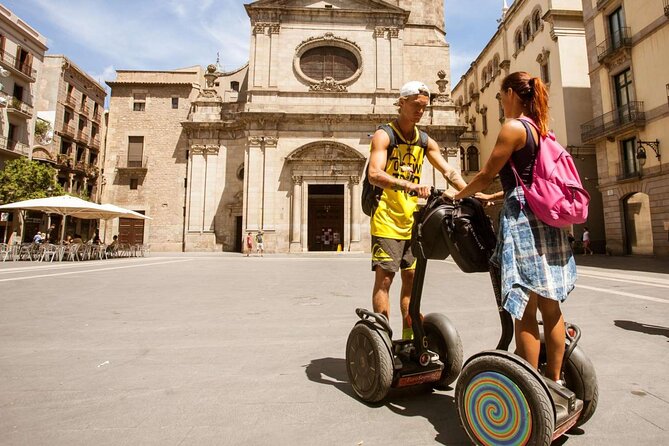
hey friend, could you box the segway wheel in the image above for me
[539,342,598,427]
[456,355,555,446]
[345,323,393,403]
[423,313,463,388]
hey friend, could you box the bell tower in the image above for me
[392,0,451,95]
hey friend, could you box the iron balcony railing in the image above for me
[581,101,645,143]
[597,27,632,62]
[0,51,37,80]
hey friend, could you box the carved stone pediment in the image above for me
[286,141,365,163]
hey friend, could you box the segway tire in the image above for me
[456,355,555,446]
[539,343,598,427]
[423,313,463,389]
[345,323,393,403]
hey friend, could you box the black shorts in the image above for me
[371,236,416,272]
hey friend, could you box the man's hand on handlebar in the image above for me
[406,182,431,198]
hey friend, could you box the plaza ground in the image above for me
[1,253,668,445]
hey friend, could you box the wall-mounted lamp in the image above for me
[636,139,660,167]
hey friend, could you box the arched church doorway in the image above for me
[623,192,654,255]
[308,184,344,251]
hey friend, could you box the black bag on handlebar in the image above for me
[412,196,497,272]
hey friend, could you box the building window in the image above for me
[93,102,99,116]
[524,21,532,42]
[67,84,74,97]
[60,140,71,155]
[493,55,500,76]
[133,93,146,111]
[128,136,144,167]
[78,117,86,131]
[81,94,87,109]
[231,81,239,92]
[467,147,480,172]
[299,46,358,81]
[63,109,72,124]
[76,146,85,162]
[496,93,505,122]
[13,84,23,102]
[621,137,638,176]
[608,7,626,48]
[89,152,98,165]
[171,97,179,109]
[540,56,550,84]
[515,31,523,52]
[481,109,488,135]
[236,165,245,181]
[614,68,634,109]
[459,147,465,171]
[533,10,542,33]
[129,178,139,190]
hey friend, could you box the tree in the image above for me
[0,158,64,205]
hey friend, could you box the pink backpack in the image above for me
[511,118,590,228]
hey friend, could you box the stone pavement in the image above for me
[0,253,667,445]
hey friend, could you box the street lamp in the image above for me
[636,139,661,168]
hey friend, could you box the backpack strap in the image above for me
[377,123,397,161]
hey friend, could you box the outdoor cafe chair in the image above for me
[38,243,59,262]
[0,243,11,262]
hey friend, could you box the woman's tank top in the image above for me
[499,119,537,192]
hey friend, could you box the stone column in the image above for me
[300,180,309,252]
[252,24,270,88]
[268,23,280,88]
[389,27,402,91]
[350,175,361,244]
[290,175,302,252]
[375,27,391,91]
[203,145,220,231]
[246,137,264,231]
[261,137,277,231]
[188,145,206,232]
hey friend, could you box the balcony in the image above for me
[92,109,102,122]
[56,153,73,167]
[0,136,31,156]
[80,103,90,116]
[457,131,480,142]
[75,129,89,144]
[581,101,645,143]
[64,95,77,109]
[6,97,33,118]
[90,137,101,149]
[0,51,37,82]
[85,164,100,178]
[73,160,86,172]
[597,28,632,63]
[116,155,149,172]
[59,123,75,137]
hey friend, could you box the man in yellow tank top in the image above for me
[368,81,467,339]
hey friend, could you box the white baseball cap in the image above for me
[399,81,430,98]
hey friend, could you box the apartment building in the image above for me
[452,0,604,249]
[580,0,669,255]
[34,55,106,201]
[0,4,47,168]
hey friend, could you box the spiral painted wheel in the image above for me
[456,355,554,446]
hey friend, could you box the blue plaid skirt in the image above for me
[490,187,576,320]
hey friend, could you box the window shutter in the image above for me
[128,136,144,167]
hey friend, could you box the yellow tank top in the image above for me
[370,122,426,240]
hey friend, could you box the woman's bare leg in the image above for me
[515,293,540,370]
[538,297,565,381]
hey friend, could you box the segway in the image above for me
[453,236,599,443]
[345,190,466,403]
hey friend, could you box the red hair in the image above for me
[502,71,550,136]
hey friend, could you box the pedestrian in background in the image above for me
[245,232,253,257]
[582,227,593,255]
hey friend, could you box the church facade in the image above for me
[101,0,465,253]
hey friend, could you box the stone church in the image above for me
[101,0,465,253]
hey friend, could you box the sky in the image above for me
[4,0,509,98]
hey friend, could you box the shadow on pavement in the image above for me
[575,254,669,274]
[615,320,669,340]
[304,357,470,445]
